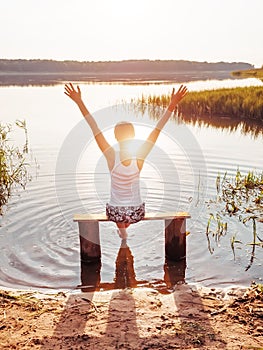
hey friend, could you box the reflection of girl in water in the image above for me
[64,83,188,239]
[114,240,137,289]
[80,241,137,291]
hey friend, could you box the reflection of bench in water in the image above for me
[80,242,187,292]
[74,212,191,262]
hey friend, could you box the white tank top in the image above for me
[109,151,142,206]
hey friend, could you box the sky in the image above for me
[1,0,262,67]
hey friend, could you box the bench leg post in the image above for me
[165,218,186,261]
[78,222,101,262]
[81,260,101,292]
[164,258,186,287]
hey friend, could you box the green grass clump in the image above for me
[0,120,30,214]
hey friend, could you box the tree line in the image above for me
[0,59,253,73]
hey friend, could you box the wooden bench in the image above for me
[74,212,191,262]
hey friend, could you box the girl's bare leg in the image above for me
[116,223,130,239]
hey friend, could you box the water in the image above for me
[0,78,262,292]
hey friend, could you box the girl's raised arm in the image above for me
[137,85,188,170]
[64,83,114,169]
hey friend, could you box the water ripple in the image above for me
[0,113,262,291]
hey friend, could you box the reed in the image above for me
[137,86,263,121]
[206,213,227,254]
[208,169,263,269]
[0,120,30,214]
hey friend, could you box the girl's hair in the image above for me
[114,122,135,141]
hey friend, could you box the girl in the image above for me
[64,83,188,239]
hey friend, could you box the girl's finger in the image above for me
[69,82,74,91]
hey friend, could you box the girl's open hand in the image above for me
[168,85,188,112]
[64,83,82,103]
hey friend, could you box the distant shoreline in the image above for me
[0,58,253,86]
[232,67,263,80]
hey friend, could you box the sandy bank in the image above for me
[0,283,262,349]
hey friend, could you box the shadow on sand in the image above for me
[40,240,226,349]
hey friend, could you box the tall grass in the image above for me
[0,120,30,214]
[137,86,263,121]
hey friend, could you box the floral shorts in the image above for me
[106,202,145,224]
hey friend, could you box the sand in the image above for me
[0,283,262,350]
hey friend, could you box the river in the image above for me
[0,78,262,291]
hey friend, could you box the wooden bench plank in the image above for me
[74,211,190,222]
[75,211,191,262]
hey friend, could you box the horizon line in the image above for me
[0,57,255,65]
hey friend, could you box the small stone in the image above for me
[82,334,90,341]
[160,315,168,321]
